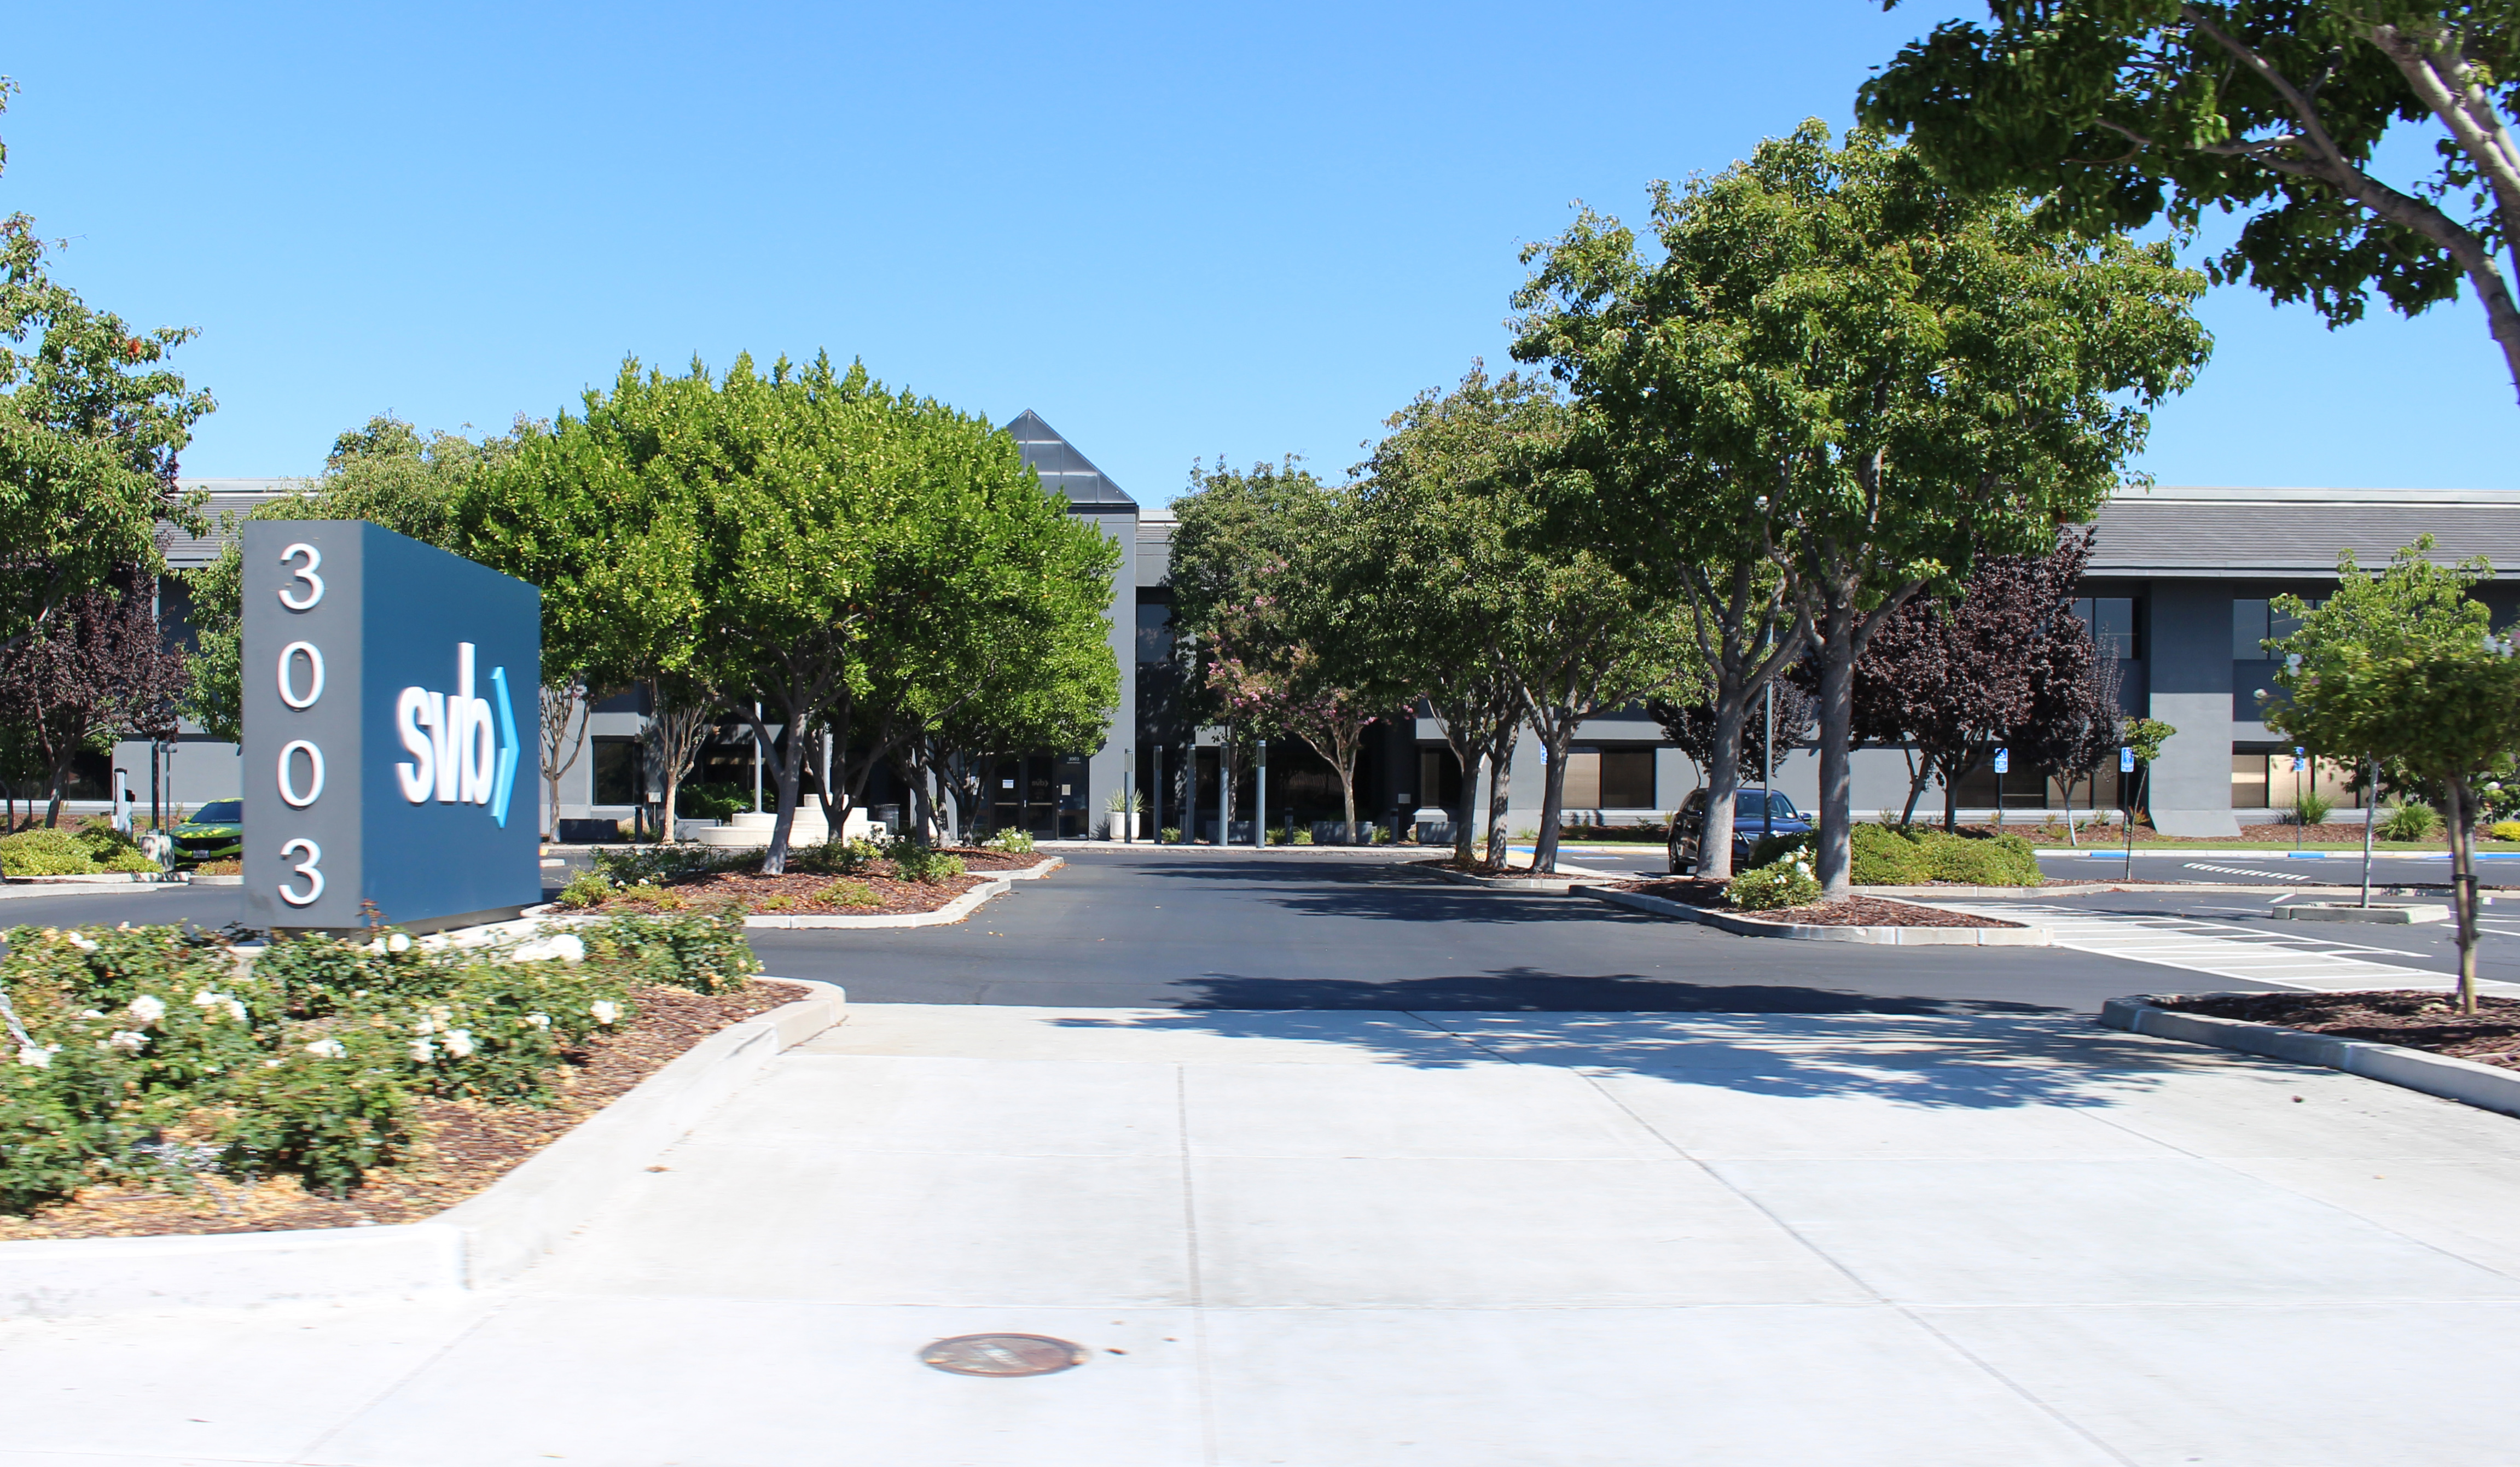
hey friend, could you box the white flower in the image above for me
[522,1012,551,1029]
[262,1058,283,1069]
[16,1045,57,1068]
[408,1038,438,1062]
[509,933,585,964]
[223,999,247,1023]
[79,1009,103,1020]
[387,933,411,954]
[303,1038,348,1059]
[590,1000,619,1026]
[104,1030,148,1053]
[65,932,97,953]
[192,990,220,1009]
[442,1029,476,1059]
[127,995,166,1025]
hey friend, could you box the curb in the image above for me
[2100,997,2520,1120]
[740,857,1062,929]
[1573,885,2051,946]
[0,880,194,901]
[0,979,846,1319]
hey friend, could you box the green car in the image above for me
[171,800,243,864]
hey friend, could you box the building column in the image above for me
[2143,579,2239,837]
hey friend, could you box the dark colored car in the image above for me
[170,800,242,864]
[1668,788,1810,874]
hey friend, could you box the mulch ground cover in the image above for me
[576,848,1049,917]
[2151,991,2520,1070]
[0,979,800,1241]
[1608,877,2024,928]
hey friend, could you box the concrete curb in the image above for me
[2100,997,2520,1120]
[1573,885,2051,946]
[0,879,193,901]
[740,856,1062,929]
[0,979,846,1319]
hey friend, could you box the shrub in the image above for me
[1160,826,1182,844]
[816,878,880,908]
[0,827,98,876]
[558,869,613,909]
[987,828,1036,855]
[886,840,966,883]
[1727,852,1821,910]
[73,819,156,871]
[2291,790,2335,826]
[592,843,741,884]
[579,910,760,994]
[2380,802,2441,841]
[1293,829,1314,845]
[1910,829,2042,886]
[2489,819,2520,843]
[677,782,748,821]
[787,837,882,875]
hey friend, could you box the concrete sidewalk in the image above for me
[11,1004,2520,1464]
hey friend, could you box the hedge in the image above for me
[0,910,761,1213]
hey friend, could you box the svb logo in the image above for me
[394,642,522,827]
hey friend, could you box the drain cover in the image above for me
[920,1334,1089,1377]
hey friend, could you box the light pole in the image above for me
[1122,746,1133,843]
[1255,738,1268,848]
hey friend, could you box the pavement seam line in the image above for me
[287,1302,511,1464]
[1574,1069,2144,1467]
[1178,1063,1220,1467]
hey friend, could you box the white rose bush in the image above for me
[0,910,759,1212]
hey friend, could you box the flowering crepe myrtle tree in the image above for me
[1862,0,2520,405]
[1171,458,1409,846]
[1520,123,2210,897]
[2264,538,2520,1011]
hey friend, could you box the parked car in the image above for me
[1668,788,1810,874]
[170,800,242,864]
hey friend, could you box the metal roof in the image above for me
[2087,486,2520,580]
[1007,410,1136,511]
[161,479,309,569]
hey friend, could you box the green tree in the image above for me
[1519,124,2209,897]
[2265,538,2520,1010]
[1355,366,1688,875]
[0,80,212,656]
[470,354,1116,873]
[1861,1,2520,401]
[1170,459,1404,843]
[184,417,526,744]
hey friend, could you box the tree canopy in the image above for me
[1860,1,2520,401]
[1517,122,2209,895]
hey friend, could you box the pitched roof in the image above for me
[161,479,310,569]
[2087,486,2520,579]
[1007,410,1135,511]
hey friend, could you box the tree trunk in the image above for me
[1814,606,1857,901]
[1898,747,1931,829]
[756,720,812,875]
[2449,775,2481,1014]
[1484,725,1517,868]
[1533,718,1574,875]
[1455,752,1482,864]
[1700,702,1744,880]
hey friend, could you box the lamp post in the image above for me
[1255,738,1268,848]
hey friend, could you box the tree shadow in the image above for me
[1043,986,2264,1113]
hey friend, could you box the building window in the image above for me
[1136,604,1174,665]
[591,737,644,806]
[2071,596,2137,659]
[1559,748,1656,810]
[2232,751,2362,812]
[2233,598,2309,660]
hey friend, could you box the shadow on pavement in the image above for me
[1162,969,2041,1014]
[1037,1003,2239,1110]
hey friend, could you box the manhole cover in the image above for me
[919,1334,1089,1377]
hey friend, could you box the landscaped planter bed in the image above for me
[0,977,795,1241]
[1609,878,2024,929]
[563,848,1054,917]
[2149,991,2520,1070]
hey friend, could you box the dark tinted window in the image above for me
[193,800,241,824]
[1732,791,1797,819]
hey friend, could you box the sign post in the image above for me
[242,521,541,934]
[2120,745,2137,880]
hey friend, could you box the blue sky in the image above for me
[9,2,2515,501]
